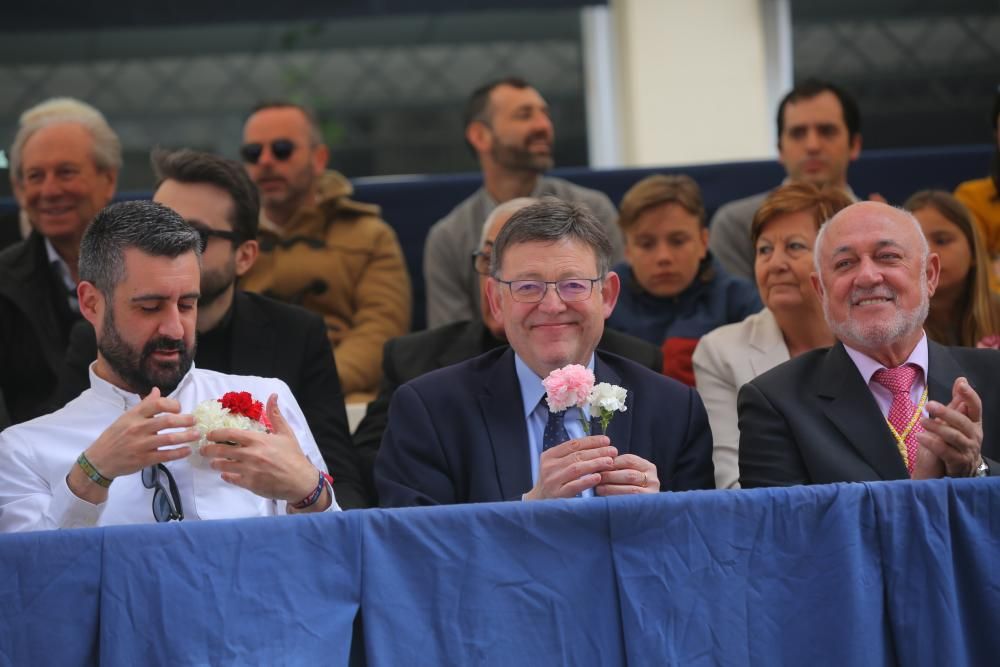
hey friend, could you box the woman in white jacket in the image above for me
[693,183,852,488]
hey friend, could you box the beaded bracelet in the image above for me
[291,470,331,510]
[76,453,112,488]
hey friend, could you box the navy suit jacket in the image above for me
[353,319,663,503]
[738,340,1000,487]
[375,346,715,507]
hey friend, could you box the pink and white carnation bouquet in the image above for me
[542,364,628,435]
[192,391,272,451]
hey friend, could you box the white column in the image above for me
[580,5,624,168]
[761,0,793,148]
[610,0,791,167]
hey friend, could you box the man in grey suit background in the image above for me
[739,201,997,486]
[423,77,623,328]
[709,79,863,281]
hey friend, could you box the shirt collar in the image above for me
[843,332,929,385]
[87,361,199,409]
[513,352,596,418]
[44,237,76,292]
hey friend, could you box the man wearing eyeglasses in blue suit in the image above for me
[375,198,715,506]
[0,200,339,532]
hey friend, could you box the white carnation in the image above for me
[192,399,267,450]
[588,383,628,417]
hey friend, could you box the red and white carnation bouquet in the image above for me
[192,391,272,450]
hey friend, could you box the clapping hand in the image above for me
[913,377,984,479]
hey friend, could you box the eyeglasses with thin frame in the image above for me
[239,139,296,164]
[142,463,184,522]
[494,277,603,303]
[187,220,242,253]
[471,250,491,276]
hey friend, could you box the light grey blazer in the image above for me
[692,308,790,488]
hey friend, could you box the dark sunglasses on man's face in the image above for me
[188,220,242,253]
[239,139,296,164]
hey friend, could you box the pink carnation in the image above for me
[542,364,595,412]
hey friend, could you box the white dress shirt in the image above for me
[0,365,338,533]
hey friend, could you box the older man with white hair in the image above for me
[738,201,999,486]
[0,97,120,424]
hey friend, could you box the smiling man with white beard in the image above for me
[738,201,1000,486]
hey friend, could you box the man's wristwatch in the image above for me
[972,458,990,478]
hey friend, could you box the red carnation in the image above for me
[219,391,266,424]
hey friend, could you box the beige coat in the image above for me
[242,171,411,399]
[692,308,790,489]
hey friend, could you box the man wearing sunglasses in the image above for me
[238,102,411,402]
[376,198,715,507]
[423,77,624,331]
[54,149,369,510]
[0,200,338,532]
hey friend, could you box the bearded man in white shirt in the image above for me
[0,200,337,532]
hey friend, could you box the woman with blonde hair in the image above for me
[903,190,1000,347]
[693,182,852,488]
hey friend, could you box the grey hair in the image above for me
[10,99,122,181]
[478,197,539,249]
[490,197,612,277]
[79,201,201,296]
[18,97,106,125]
[813,203,929,279]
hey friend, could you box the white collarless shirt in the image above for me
[0,365,338,533]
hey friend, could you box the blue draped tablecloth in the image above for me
[2,478,997,666]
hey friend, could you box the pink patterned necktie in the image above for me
[871,364,923,475]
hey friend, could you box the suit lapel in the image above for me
[594,354,632,451]
[748,310,790,377]
[926,341,962,404]
[228,293,278,376]
[478,349,533,499]
[816,343,909,479]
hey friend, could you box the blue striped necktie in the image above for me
[542,402,570,451]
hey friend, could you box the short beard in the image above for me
[97,306,195,396]
[823,274,929,351]
[490,133,553,173]
[199,256,237,308]
[256,161,316,212]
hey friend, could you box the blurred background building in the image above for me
[0,0,997,194]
